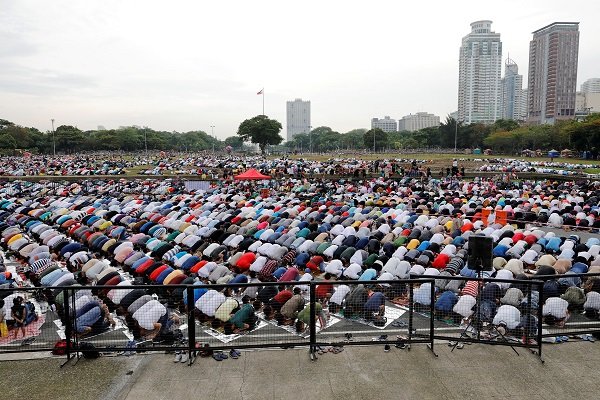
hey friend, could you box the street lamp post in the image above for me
[454,119,458,153]
[308,126,312,154]
[144,128,148,156]
[51,119,56,156]
[373,130,376,153]
[210,125,215,153]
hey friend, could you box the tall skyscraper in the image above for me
[458,20,503,124]
[527,22,579,124]
[371,116,397,132]
[581,78,600,93]
[501,58,527,121]
[286,98,311,141]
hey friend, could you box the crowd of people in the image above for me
[1,168,600,357]
[0,152,597,179]
[478,159,600,176]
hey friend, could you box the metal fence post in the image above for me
[186,286,195,366]
[62,287,73,367]
[429,280,437,356]
[309,281,317,361]
[408,282,414,348]
[537,281,544,363]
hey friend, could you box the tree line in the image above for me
[285,115,600,156]
[2,113,598,155]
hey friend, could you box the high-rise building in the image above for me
[458,20,503,124]
[398,112,440,131]
[371,116,397,132]
[527,22,579,124]
[501,58,527,121]
[581,78,600,93]
[286,98,311,141]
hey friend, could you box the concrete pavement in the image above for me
[4,341,600,400]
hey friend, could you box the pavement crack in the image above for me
[238,354,247,400]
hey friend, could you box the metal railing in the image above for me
[4,275,600,364]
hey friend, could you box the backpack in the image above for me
[78,342,100,359]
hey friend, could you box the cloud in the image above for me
[0,62,96,96]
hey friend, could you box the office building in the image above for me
[371,116,397,132]
[501,58,527,121]
[286,98,311,141]
[458,20,503,124]
[398,112,440,131]
[527,22,580,124]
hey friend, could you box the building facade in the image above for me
[501,58,527,121]
[527,22,580,124]
[458,20,503,124]
[398,112,440,131]
[286,98,311,141]
[371,116,397,132]
[576,92,600,113]
[581,78,600,93]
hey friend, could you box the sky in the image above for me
[1,0,599,139]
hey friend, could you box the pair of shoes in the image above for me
[229,349,241,359]
[395,343,407,349]
[372,334,388,341]
[174,352,182,362]
[384,344,391,352]
[391,320,407,328]
[212,351,228,361]
[555,336,569,343]
[180,352,189,363]
[578,334,596,342]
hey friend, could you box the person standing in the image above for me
[11,297,27,339]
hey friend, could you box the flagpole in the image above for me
[262,89,265,116]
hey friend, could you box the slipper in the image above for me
[229,350,239,359]
[455,343,464,349]
[231,349,242,357]
[331,347,344,354]
[212,353,223,361]
[391,321,408,328]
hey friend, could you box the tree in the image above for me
[237,115,283,154]
[342,129,367,150]
[0,134,17,151]
[224,136,244,149]
[363,128,388,151]
[55,125,84,153]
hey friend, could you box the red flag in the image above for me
[257,89,263,95]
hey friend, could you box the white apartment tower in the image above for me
[458,20,503,124]
[398,112,440,131]
[371,116,397,132]
[581,78,600,93]
[501,58,527,121]
[286,98,311,141]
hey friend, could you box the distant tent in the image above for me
[548,150,560,158]
[234,169,271,180]
[473,148,482,155]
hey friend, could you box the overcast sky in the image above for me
[1,0,599,139]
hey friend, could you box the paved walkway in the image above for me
[4,341,600,400]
